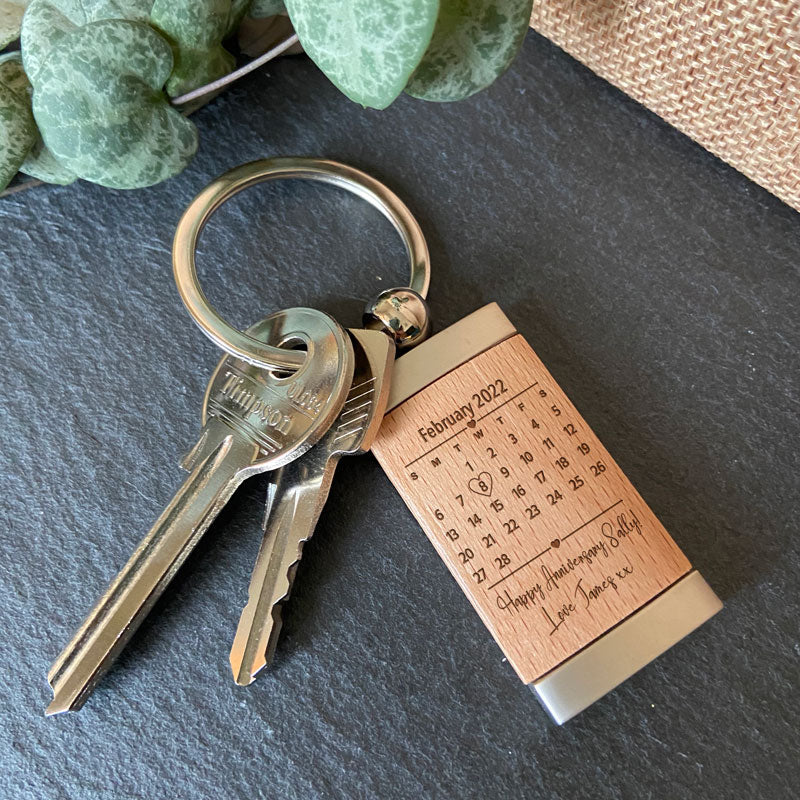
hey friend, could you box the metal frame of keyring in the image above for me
[172,157,431,372]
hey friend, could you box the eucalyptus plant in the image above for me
[0,0,533,192]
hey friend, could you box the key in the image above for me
[46,308,354,715]
[229,328,393,684]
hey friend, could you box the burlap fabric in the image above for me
[530,1,800,211]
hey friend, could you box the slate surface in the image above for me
[1,32,799,800]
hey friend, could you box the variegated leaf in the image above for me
[250,0,283,17]
[32,19,198,188]
[225,0,252,36]
[0,51,36,190]
[21,0,151,85]
[406,0,532,102]
[151,0,236,97]
[285,0,439,109]
[19,131,76,184]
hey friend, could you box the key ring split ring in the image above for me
[173,157,431,372]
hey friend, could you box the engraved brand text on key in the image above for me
[286,380,326,415]
[220,373,293,433]
[418,402,474,442]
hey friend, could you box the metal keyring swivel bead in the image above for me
[173,157,432,373]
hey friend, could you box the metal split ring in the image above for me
[172,157,431,372]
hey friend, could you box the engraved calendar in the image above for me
[373,331,693,684]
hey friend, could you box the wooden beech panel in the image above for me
[372,334,691,683]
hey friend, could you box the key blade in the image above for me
[46,435,253,715]
[229,329,394,685]
[229,468,327,685]
[46,308,356,714]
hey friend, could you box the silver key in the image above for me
[46,308,354,715]
[229,328,393,685]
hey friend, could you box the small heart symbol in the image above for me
[468,471,493,496]
[467,419,477,428]
[551,539,561,548]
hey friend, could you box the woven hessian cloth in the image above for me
[530,1,800,211]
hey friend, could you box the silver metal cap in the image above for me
[531,570,722,724]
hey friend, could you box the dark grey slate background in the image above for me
[1,31,798,800]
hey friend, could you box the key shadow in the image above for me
[74,204,468,696]
[94,476,272,686]
[84,279,769,701]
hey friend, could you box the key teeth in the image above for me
[261,481,278,532]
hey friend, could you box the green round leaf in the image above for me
[21,0,151,85]
[405,0,532,102]
[1,1,29,49]
[285,0,439,109]
[0,51,36,190]
[0,50,78,184]
[151,0,236,97]
[32,19,198,189]
[19,132,76,183]
[0,49,30,93]
[163,47,234,97]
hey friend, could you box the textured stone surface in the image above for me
[1,32,799,800]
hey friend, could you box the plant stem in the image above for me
[0,176,43,198]
[170,33,300,107]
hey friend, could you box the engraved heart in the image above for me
[467,419,477,428]
[550,539,561,549]
[468,472,493,496]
